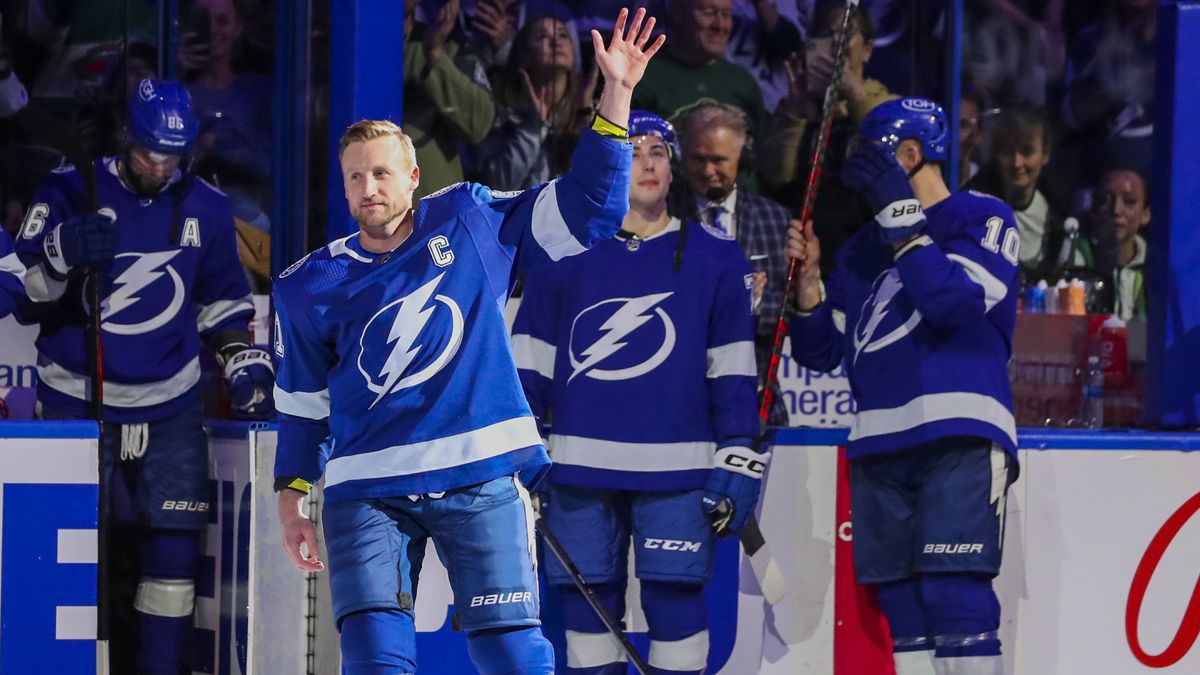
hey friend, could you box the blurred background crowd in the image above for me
[0,0,1161,425]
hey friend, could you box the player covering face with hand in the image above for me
[512,109,763,674]
[787,98,1021,675]
[271,9,664,674]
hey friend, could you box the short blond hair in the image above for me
[338,119,416,165]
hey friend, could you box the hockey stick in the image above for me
[758,2,858,423]
[535,516,651,675]
[747,0,861,607]
[13,106,110,673]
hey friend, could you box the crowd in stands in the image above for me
[0,0,1158,323]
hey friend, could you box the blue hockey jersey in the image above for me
[0,226,23,318]
[272,128,631,502]
[512,218,760,490]
[789,190,1020,459]
[14,159,255,423]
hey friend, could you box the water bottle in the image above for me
[1080,355,1105,428]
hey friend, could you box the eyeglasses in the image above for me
[693,6,733,21]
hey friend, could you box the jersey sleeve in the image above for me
[0,228,25,318]
[472,127,632,271]
[12,169,84,308]
[787,267,848,373]
[510,264,561,424]
[894,205,1020,329]
[272,278,335,483]
[192,186,255,339]
[708,253,760,449]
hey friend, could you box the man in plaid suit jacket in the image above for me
[668,100,791,426]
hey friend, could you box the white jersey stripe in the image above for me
[946,253,1009,311]
[848,391,1017,447]
[549,434,714,473]
[196,296,254,333]
[38,355,201,408]
[274,386,331,420]
[531,181,586,261]
[706,340,757,378]
[325,416,543,488]
[511,334,557,379]
[0,251,25,281]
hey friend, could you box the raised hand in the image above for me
[471,0,515,57]
[592,7,666,128]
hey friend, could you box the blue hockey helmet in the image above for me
[127,78,199,155]
[858,97,948,162]
[629,110,680,159]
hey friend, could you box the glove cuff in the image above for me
[43,224,70,277]
[714,445,770,479]
[224,347,274,380]
[874,198,926,233]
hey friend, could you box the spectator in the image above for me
[1086,168,1149,320]
[0,12,29,119]
[472,7,596,190]
[404,0,496,198]
[1060,0,1156,188]
[758,2,892,275]
[963,0,1066,108]
[460,0,581,70]
[966,105,1070,285]
[725,0,805,112]
[632,0,769,143]
[668,100,789,425]
[181,0,274,221]
[958,89,987,186]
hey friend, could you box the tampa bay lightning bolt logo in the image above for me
[84,250,186,335]
[852,269,923,364]
[568,292,676,383]
[357,272,464,409]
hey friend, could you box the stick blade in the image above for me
[739,516,787,605]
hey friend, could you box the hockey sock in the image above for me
[135,530,200,675]
[561,583,628,674]
[920,573,1002,675]
[466,625,554,675]
[641,581,708,675]
[877,578,935,675]
[340,608,417,674]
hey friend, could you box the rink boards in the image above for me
[0,425,1198,674]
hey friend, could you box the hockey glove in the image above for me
[843,142,926,243]
[702,443,770,537]
[46,212,118,274]
[225,347,276,419]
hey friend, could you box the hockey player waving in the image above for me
[271,9,664,674]
[787,98,1020,675]
[512,110,764,674]
[13,79,273,672]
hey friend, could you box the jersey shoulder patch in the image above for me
[278,251,314,280]
[699,220,735,241]
[424,181,468,201]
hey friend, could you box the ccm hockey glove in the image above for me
[843,142,927,243]
[225,347,275,419]
[702,441,770,537]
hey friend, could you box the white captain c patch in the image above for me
[428,235,454,267]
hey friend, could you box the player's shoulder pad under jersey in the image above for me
[191,174,229,198]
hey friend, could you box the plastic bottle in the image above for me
[1098,315,1128,375]
[1044,279,1060,313]
[1080,355,1105,428]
